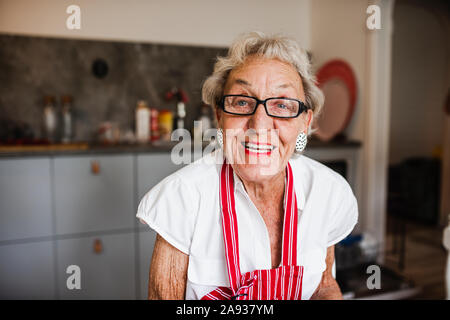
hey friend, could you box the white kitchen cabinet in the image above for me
[0,150,209,300]
[53,155,134,235]
[0,158,53,241]
[56,232,135,299]
[138,228,157,299]
[0,241,55,299]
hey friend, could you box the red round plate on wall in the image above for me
[313,59,357,142]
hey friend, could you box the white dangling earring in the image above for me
[216,128,223,148]
[295,132,307,153]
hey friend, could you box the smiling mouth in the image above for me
[241,141,277,155]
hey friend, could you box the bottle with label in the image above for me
[43,95,57,143]
[150,108,160,141]
[135,100,150,143]
[174,101,186,130]
[158,109,173,142]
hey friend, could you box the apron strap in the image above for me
[281,162,298,266]
[220,162,242,294]
[219,161,299,294]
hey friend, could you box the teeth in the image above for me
[247,148,271,153]
[242,142,275,152]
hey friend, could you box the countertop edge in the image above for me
[0,140,362,158]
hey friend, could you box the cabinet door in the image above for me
[54,155,134,235]
[57,233,135,299]
[0,241,55,299]
[0,158,52,241]
[138,229,157,299]
[137,153,184,200]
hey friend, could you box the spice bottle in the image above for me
[158,110,173,142]
[135,100,150,143]
[150,108,159,141]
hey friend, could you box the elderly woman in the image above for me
[137,32,358,300]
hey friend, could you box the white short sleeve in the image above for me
[327,182,359,247]
[136,173,197,255]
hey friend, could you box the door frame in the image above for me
[363,0,395,263]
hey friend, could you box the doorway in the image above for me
[385,0,450,299]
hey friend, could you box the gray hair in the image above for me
[202,31,324,124]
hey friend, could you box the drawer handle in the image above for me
[93,238,103,254]
[91,160,100,175]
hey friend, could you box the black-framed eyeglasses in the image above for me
[219,95,309,119]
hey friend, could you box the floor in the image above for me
[383,213,448,299]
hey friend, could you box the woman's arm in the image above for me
[148,234,189,300]
[310,245,343,300]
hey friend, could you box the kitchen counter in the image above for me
[0,139,361,158]
[0,141,192,158]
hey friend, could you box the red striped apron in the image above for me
[201,161,304,300]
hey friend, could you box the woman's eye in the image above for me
[276,103,287,109]
[237,100,248,106]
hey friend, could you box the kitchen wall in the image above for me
[0,34,227,141]
[0,0,312,142]
[0,0,311,49]
[310,0,368,144]
[310,0,369,235]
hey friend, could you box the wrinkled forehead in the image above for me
[224,56,304,97]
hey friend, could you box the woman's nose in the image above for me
[248,102,273,130]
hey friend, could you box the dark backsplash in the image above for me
[0,34,227,142]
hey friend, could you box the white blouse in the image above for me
[136,149,358,300]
